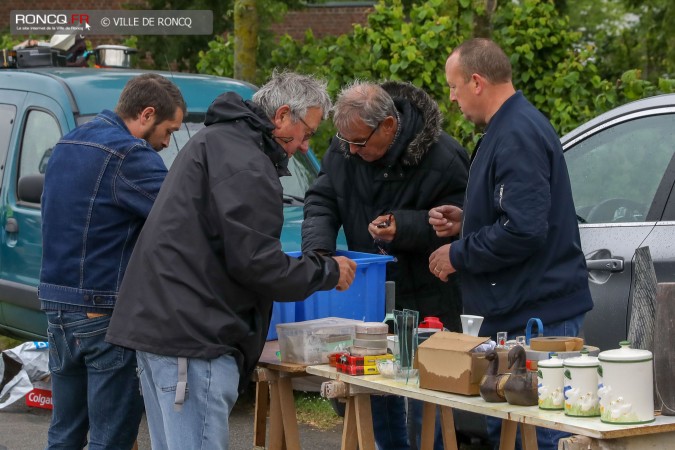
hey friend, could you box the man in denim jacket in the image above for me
[39,73,186,450]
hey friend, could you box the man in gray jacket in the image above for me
[107,71,356,450]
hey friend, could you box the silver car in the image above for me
[562,93,675,351]
[453,94,675,446]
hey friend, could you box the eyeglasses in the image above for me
[335,122,381,148]
[296,115,316,142]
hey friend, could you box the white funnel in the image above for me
[460,314,484,336]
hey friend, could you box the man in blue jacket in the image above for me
[428,38,593,450]
[39,73,186,450]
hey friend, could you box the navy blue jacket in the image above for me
[39,109,167,312]
[450,92,593,337]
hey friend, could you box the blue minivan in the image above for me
[0,66,327,340]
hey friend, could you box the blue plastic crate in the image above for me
[267,250,393,340]
[294,250,393,320]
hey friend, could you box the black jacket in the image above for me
[106,92,339,391]
[450,91,593,337]
[302,82,469,331]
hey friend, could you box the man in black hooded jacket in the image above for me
[302,81,469,450]
[106,71,356,450]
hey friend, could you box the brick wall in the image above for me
[270,5,372,40]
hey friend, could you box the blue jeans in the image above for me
[46,311,143,450]
[137,351,240,450]
[371,395,410,449]
[408,398,444,450]
[486,313,585,450]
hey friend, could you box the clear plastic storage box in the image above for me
[276,317,363,364]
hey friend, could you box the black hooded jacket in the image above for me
[107,92,339,391]
[302,82,469,331]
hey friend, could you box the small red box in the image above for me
[26,388,53,410]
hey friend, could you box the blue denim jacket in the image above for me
[39,109,167,312]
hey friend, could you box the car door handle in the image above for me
[586,258,624,272]
[4,218,18,233]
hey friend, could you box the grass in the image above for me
[235,383,342,430]
[0,334,23,351]
[294,392,343,429]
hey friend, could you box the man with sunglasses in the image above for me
[302,80,469,450]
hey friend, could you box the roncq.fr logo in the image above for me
[14,13,90,26]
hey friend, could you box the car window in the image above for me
[565,113,675,224]
[19,109,61,180]
[76,113,319,201]
[0,104,17,185]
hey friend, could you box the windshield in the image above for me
[77,114,319,200]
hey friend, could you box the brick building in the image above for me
[269,2,373,40]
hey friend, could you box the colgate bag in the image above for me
[0,341,49,409]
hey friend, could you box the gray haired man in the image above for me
[303,80,469,450]
[106,71,356,450]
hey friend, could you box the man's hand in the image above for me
[429,205,463,237]
[429,244,456,282]
[332,256,357,291]
[368,214,396,242]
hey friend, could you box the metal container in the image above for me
[537,353,564,410]
[94,45,137,68]
[563,349,600,417]
[598,341,654,424]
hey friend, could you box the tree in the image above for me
[197,0,674,158]
[566,0,675,83]
[234,0,258,82]
[130,0,303,71]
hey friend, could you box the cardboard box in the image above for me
[417,332,508,396]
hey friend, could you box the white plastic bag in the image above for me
[0,341,49,409]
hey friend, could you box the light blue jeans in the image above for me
[137,351,240,450]
[486,313,585,450]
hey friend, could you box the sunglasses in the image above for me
[335,122,381,148]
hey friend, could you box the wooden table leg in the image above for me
[500,419,518,450]
[341,397,358,450]
[268,379,286,450]
[440,406,458,450]
[420,402,437,450]
[277,376,301,450]
[520,423,538,450]
[253,380,269,448]
[354,394,376,450]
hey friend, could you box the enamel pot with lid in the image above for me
[538,353,564,410]
[598,341,654,424]
[563,349,600,417]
